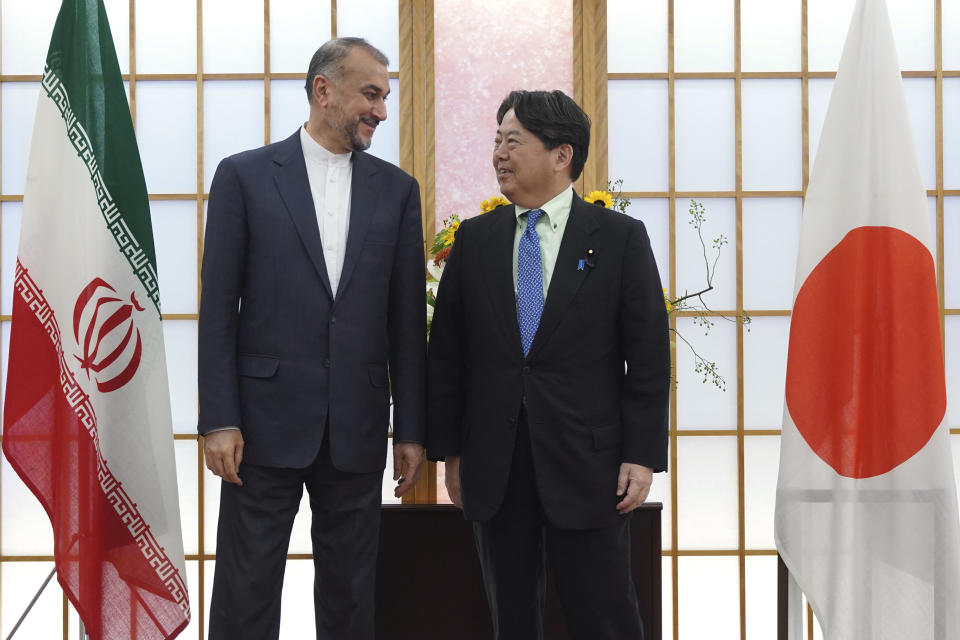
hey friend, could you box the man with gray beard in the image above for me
[199,37,427,639]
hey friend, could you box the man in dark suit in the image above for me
[427,90,669,639]
[198,37,426,640]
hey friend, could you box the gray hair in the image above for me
[304,37,389,102]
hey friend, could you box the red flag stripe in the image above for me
[2,261,188,639]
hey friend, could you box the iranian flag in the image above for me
[774,0,960,638]
[1,1,190,638]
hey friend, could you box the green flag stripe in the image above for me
[43,0,160,316]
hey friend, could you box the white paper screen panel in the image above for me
[1,0,59,75]
[136,0,197,74]
[646,470,672,550]
[204,467,221,553]
[287,492,314,554]
[943,79,960,189]
[885,0,935,71]
[1,322,9,421]
[807,0,856,72]
[660,557,674,639]
[628,198,670,289]
[1,457,54,554]
[175,440,200,556]
[606,0,668,73]
[741,80,802,191]
[903,78,936,191]
[676,436,739,549]
[809,0,933,71]
[947,198,960,309]
[953,438,960,514]
[739,0,801,72]
[673,0,734,72]
[745,556,779,640]
[104,0,130,74]
[743,317,790,430]
[675,320,738,429]
[677,556,741,640]
[674,80,735,191]
[2,83,41,196]
[366,78,401,167]
[0,562,61,639]
[202,0,265,73]
[152,201,199,315]
[270,0,333,74]
[180,563,201,640]
[675,197,736,310]
[743,436,781,549]
[946,318,960,428]
[608,80,669,192]
[136,81,198,194]
[742,198,801,310]
[163,319,199,434]
[1,203,22,316]
[271,79,308,143]
[203,81,265,192]
[204,561,215,639]
[280,560,318,637]
[337,0,400,73]
[807,77,833,165]
[945,0,960,69]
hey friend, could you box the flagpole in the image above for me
[2,567,57,640]
[78,615,87,640]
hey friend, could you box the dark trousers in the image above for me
[472,411,645,640]
[208,432,383,640]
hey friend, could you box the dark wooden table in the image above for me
[376,503,662,639]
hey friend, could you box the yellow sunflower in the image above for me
[480,195,510,213]
[586,190,614,208]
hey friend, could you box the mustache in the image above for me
[359,116,379,129]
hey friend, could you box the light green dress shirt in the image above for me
[512,184,574,297]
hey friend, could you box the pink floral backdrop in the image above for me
[434,0,574,230]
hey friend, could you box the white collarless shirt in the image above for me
[300,125,353,295]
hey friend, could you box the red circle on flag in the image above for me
[785,226,946,479]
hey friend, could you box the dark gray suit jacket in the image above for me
[427,195,669,529]
[198,130,426,472]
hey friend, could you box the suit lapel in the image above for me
[273,131,334,300]
[526,196,600,361]
[481,206,524,356]
[336,151,380,302]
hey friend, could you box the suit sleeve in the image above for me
[387,178,428,444]
[619,219,671,471]
[425,219,469,461]
[197,157,247,435]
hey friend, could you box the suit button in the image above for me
[522,366,531,374]
[323,358,331,368]
[329,315,336,324]
[508,418,516,428]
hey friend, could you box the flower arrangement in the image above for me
[426,182,747,389]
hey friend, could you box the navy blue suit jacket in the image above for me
[198,130,426,472]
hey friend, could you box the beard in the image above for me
[332,103,377,152]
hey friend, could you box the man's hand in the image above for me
[444,455,463,508]
[616,463,653,515]
[203,429,245,486]
[393,442,425,498]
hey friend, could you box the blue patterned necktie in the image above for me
[517,209,545,357]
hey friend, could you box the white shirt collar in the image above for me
[300,125,352,167]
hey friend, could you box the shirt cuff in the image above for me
[204,426,241,434]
